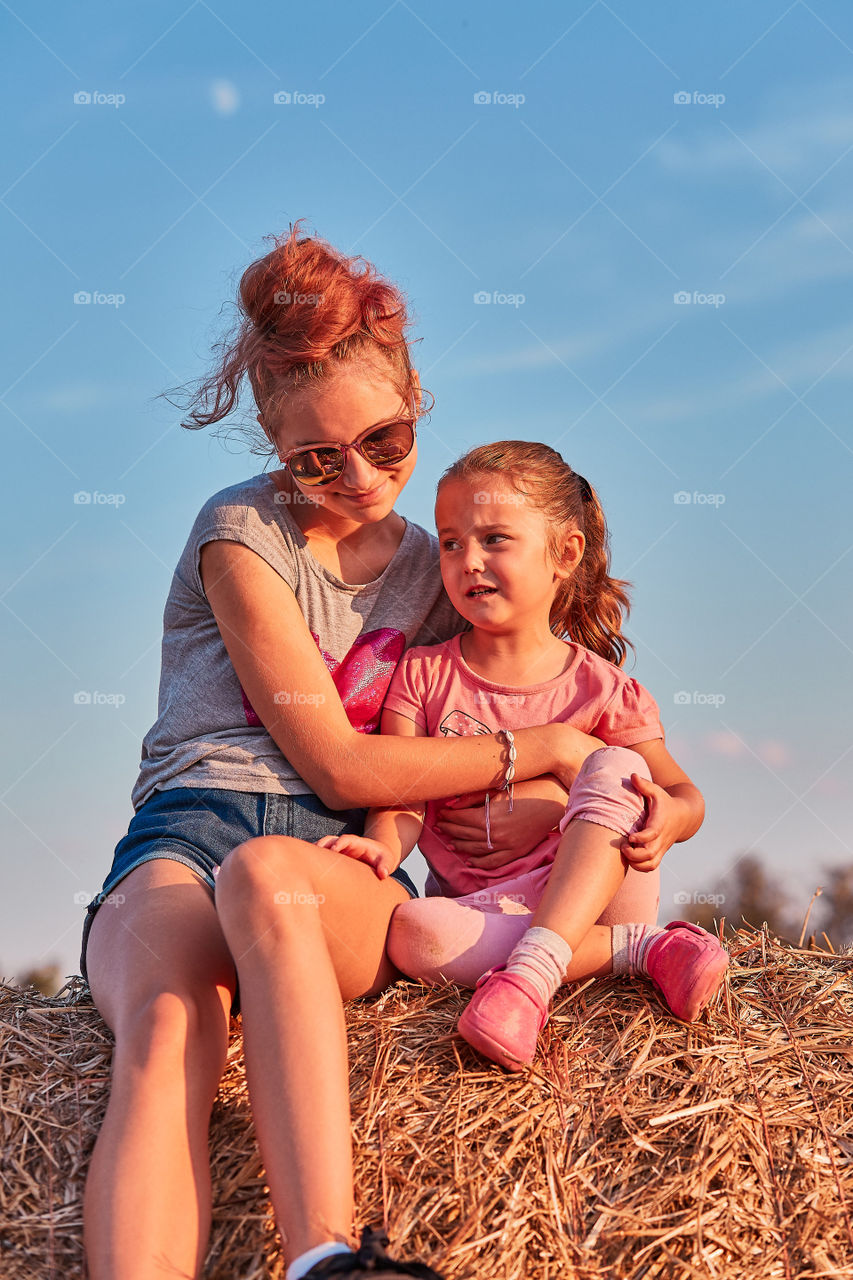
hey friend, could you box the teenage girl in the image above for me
[79,229,610,1280]
[320,441,729,1071]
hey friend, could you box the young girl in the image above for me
[79,229,606,1280]
[320,442,729,1071]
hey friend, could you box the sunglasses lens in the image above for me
[286,421,414,486]
[360,421,415,467]
[288,445,345,485]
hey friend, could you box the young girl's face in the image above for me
[436,476,578,633]
[261,363,418,526]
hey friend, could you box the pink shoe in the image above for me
[645,921,729,1021]
[456,965,549,1071]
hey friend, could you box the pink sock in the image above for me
[502,926,573,1005]
[611,923,664,977]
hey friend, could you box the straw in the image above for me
[1,924,851,1279]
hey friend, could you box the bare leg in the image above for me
[388,822,661,990]
[532,746,653,951]
[550,860,660,978]
[531,818,629,948]
[389,894,615,988]
[214,836,409,1264]
[83,860,237,1280]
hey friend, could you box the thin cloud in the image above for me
[705,731,747,758]
[210,79,240,116]
[656,87,853,183]
[32,382,117,413]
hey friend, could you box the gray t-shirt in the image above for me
[131,473,462,810]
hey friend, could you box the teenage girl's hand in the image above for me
[315,834,397,881]
[619,776,688,872]
[550,723,607,790]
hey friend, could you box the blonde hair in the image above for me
[439,441,635,667]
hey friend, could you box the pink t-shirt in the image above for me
[382,634,664,898]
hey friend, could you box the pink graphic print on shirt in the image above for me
[240,628,406,735]
[438,709,491,737]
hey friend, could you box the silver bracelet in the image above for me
[497,728,516,812]
[483,728,517,852]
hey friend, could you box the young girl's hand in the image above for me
[435,785,564,871]
[315,834,397,880]
[619,776,688,872]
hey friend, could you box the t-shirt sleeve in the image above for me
[382,650,429,732]
[183,496,299,600]
[592,676,663,747]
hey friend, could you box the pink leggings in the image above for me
[387,746,660,989]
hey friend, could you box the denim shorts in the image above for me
[79,785,418,1015]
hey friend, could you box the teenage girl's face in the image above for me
[435,477,580,634]
[260,364,418,526]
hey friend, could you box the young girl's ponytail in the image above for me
[564,474,634,667]
[166,221,429,453]
[439,441,635,668]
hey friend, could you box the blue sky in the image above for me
[2,0,852,980]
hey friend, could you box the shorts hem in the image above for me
[80,849,217,988]
[97,847,217,904]
[390,866,418,900]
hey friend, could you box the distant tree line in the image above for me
[683,854,853,949]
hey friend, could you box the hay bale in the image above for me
[1,926,852,1279]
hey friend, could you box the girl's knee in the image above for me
[579,745,652,785]
[216,835,311,913]
[114,988,230,1084]
[388,898,466,983]
[563,746,651,837]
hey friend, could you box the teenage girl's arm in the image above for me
[316,708,427,878]
[200,541,600,809]
[319,725,584,877]
[618,737,705,873]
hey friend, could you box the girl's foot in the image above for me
[302,1227,445,1278]
[456,965,548,1071]
[643,921,729,1021]
[458,920,730,1070]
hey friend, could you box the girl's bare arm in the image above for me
[617,736,705,872]
[627,737,704,841]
